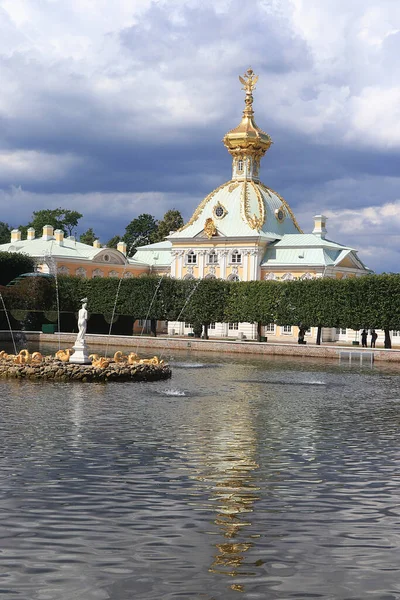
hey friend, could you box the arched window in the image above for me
[228,274,240,282]
[109,270,119,277]
[186,250,197,265]
[265,273,277,280]
[205,274,216,279]
[123,272,133,279]
[281,272,295,281]
[231,250,242,264]
[237,159,243,172]
[208,250,218,264]
[75,267,86,277]
[300,272,314,280]
[92,269,104,278]
[184,273,195,280]
[57,266,69,275]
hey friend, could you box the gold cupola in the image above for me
[223,68,272,182]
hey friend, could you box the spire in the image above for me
[223,68,272,182]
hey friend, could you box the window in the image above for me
[336,328,346,335]
[237,159,243,172]
[208,250,218,264]
[103,254,110,262]
[209,323,216,329]
[393,331,400,337]
[184,323,192,328]
[231,250,242,264]
[282,325,292,334]
[75,267,86,277]
[92,269,104,278]
[281,273,295,281]
[187,251,197,264]
[265,323,275,333]
[228,323,239,330]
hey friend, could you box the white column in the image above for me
[243,250,250,281]
[250,250,259,281]
[199,250,206,279]
[220,250,228,279]
[171,251,178,278]
[178,251,184,279]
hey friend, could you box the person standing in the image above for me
[361,329,368,347]
[371,330,378,348]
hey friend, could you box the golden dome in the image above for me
[223,68,272,161]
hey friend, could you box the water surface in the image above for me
[1,350,400,599]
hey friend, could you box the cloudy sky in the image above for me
[0,0,400,272]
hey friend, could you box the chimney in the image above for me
[27,227,35,241]
[42,225,54,240]
[93,239,101,249]
[54,229,64,245]
[117,241,127,255]
[312,215,327,239]
[11,229,21,242]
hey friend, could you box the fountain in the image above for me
[0,298,171,383]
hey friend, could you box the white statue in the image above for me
[70,298,91,364]
[76,298,88,344]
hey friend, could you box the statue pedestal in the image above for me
[69,340,91,364]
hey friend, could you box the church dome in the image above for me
[169,69,302,241]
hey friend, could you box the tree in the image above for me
[0,221,11,245]
[0,252,35,285]
[24,208,83,236]
[80,228,97,246]
[154,209,184,242]
[106,235,121,249]
[62,210,83,235]
[123,214,158,256]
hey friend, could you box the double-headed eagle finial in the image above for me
[239,68,258,114]
[239,68,258,94]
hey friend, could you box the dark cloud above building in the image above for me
[0,0,399,272]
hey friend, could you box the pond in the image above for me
[1,348,400,599]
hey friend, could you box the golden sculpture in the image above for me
[204,217,217,238]
[239,68,258,96]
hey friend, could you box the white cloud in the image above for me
[0,0,400,271]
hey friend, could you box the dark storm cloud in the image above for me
[0,0,400,272]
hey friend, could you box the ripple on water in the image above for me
[1,357,400,599]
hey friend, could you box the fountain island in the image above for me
[0,300,171,383]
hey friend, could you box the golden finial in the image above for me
[239,68,258,95]
[239,68,258,115]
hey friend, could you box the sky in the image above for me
[0,0,400,272]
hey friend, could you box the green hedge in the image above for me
[2,273,400,341]
[0,252,35,285]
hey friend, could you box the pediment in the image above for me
[93,249,126,265]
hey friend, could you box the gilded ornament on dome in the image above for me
[213,201,228,219]
[228,182,240,193]
[204,217,217,238]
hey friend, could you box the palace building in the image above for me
[0,69,371,343]
[135,69,371,342]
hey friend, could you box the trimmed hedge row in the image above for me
[1,274,400,346]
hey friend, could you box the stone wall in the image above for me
[2,331,400,363]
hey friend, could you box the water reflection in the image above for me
[187,395,260,592]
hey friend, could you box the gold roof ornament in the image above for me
[223,68,272,160]
[204,217,217,238]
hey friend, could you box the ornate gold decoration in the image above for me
[204,217,217,238]
[239,68,258,95]
[223,68,272,160]
[213,200,228,219]
[240,181,265,231]
[228,182,240,193]
[177,181,232,232]
[260,183,303,232]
